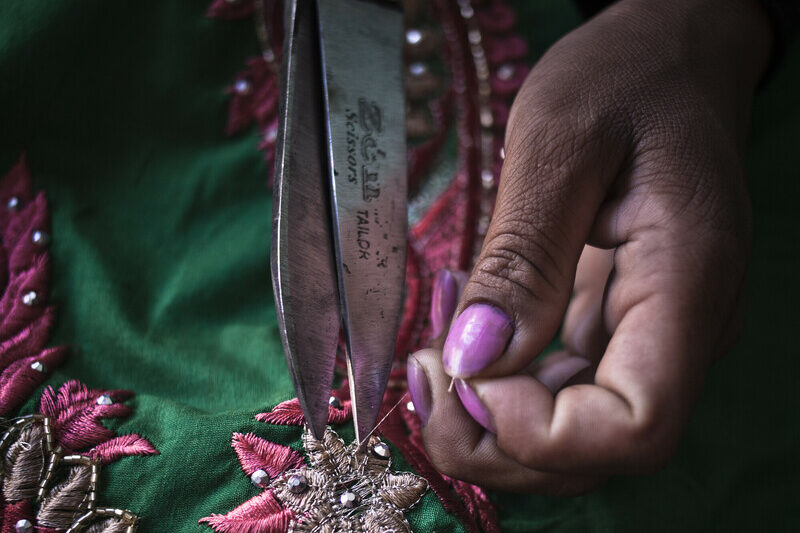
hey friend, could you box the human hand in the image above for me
[408,0,772,493]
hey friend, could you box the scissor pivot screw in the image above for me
[328,396,343,409]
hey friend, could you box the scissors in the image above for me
[271,0,407,445]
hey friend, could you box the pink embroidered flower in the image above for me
[201,427,427,533]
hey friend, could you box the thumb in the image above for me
[443,97,625,379]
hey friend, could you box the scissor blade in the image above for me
[271,0,339,440]
[316,0,407,444]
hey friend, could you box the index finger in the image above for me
[471,228,736,475]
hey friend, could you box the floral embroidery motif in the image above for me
[0,155,158,532]
[1,381,158,532]
[277,429,427,532]
[200,419,427,533]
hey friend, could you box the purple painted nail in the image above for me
[535,356,591,393]
[407,357,432,427]
[443,304,513,377]
[455,379,496,433]
[430,270,458,339]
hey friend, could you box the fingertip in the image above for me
[454,379,497,433]
[443,303,513,378]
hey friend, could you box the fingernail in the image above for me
[443,304,513,377]
[407,356,432,427]
[455,379,496,433]
[430,270,459,338]
[535,356,591,393]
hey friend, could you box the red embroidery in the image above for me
[0,155,63,415]
[0,154,158,532]
[200,490,295,533]
[231,432,305,479]
[88,434,160,465]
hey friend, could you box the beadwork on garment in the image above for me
[277,429,427,532]
[0,156,159,533]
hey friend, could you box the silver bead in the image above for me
[328,396,342,409]
[372,442,391,460]
[15,519,33,533]
[234,79,251,95]
[340,490,358,508]
[406,400,416,412]
[497,64,516,81]
[30,361,47,373]
[460,4,475,18]
[250,469,269,488]
[409,62,427,76]
[96,395,114,406]
[288,473,308,494]
[405,29,422,45]
[480,109,494,129]
[32,230,50,245]
[21,291,38,306]
[6,196,20,211]
[500,146,506,160]
[468,29,482,45]
[264,124,278,144]
[481,169,495,189]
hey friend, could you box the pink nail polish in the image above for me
[407,357,432,427]
[455,379,496,433]
[443,304,513,377]
[430,270,458,339]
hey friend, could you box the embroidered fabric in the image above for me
[0,156,159,533]
[205,0,531,530]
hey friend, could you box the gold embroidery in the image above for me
[1,416,140,533]
[269,428,427,533]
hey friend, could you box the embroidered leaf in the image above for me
[85,517,136,533]
[363,508,410,532]
[225,57,278,136]
[2,421,46,501]
[232,432,304,479]
[0,307,55,369]
[5,192,51,274]
[379,472,429,509]
[255,396,351,427]
[0,346,68,415]
[39,379,135,451]
[88,434,159,464]
[0,256,51,340]
[37,464,93,529]
[301,429,350,477]
[199,490,294,533]
[0,153,34,231]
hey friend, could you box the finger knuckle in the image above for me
[472,228,566,306]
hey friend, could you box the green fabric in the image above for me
[0,0,798,532]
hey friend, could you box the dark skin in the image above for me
[410,0,772,493]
